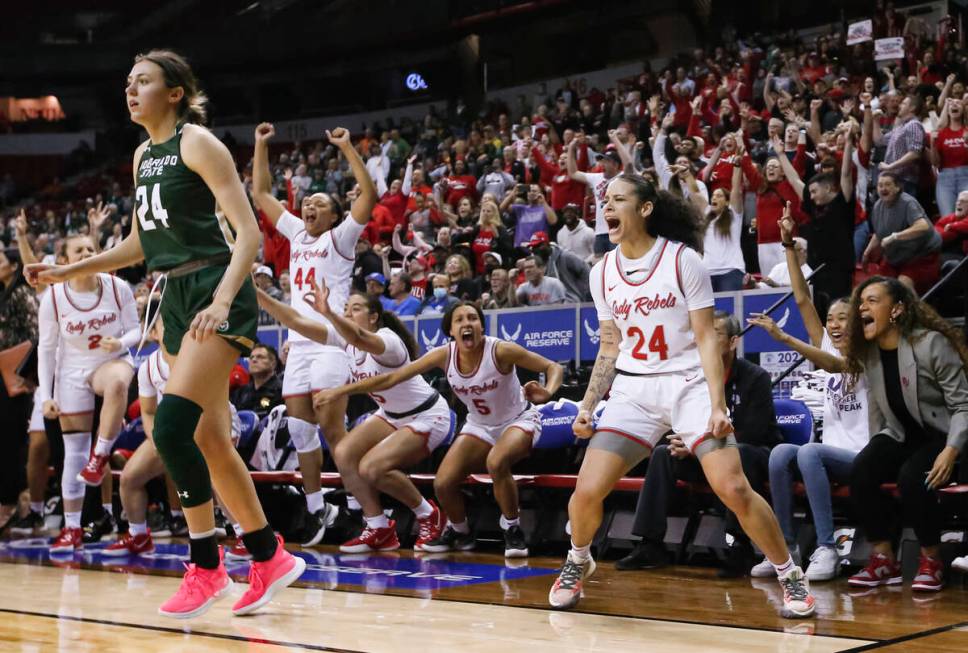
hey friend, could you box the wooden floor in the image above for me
[0,539,967,652]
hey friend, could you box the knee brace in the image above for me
[287,417,320,454]
[61,431,91,501]
[153,394,211,508]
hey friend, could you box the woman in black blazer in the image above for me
[843,276,968,593]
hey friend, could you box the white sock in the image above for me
[499,515,520,531]
[305,490,325,514]
[102,503,114,517]
[449,519,470,534]
[65,511,82,529]
[365,514,389,529]
[129,522,148,536]
[347,496,362,511]
[773,556,795,576]
[412,499,434,519]
[30,502,43,515]
[171,510,184,518]
[570,541,591,563]
[93,437,115,457]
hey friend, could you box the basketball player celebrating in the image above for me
[251,122,377,545]
[315,302,563,558]
[546,174,815,618]
[256,279,449,552]
[36,234,139,553]
[27,50,303,618]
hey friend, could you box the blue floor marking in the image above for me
[0,539,557,592]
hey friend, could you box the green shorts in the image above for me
[161,265,258,356]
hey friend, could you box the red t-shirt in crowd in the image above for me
[936,212,968,253]
[379,190,409,229]
[363,204,395,245]
[444,175,478,207]
[935,126,968,170]
[531,146,586,209]
[471,228,498,274]
[407,183,434,212]
[410,275,428,300]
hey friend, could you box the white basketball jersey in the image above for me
[446,336,527,426]
[598,238,702,374]
[276,210,362,344]
[50,273,133,367]
[137,349,169,398]
[348,328,435,413]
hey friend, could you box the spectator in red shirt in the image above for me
[363,202,395,246]
[406,166,433,212]
[931,97,968,217]
[256,209,291,276]
[441,159,477,207]
[936,190,968,255]
[377,155,416,230]
[531,144,587,210]
[742,142,809,275]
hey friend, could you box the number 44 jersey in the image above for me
[591,237,714,374]
[135,125,236,272]
[274,209,364,344]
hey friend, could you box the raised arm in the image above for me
[251,123,286,225]
[566,138,588,184]
[841,127,855,202]
[772,135,805,197]
[778,201,823,346]
[728,158,744,213]
[807,99,823,148]
[332,128,378,225]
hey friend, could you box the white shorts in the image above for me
[459,405,543,448]
[55,355,134,416]
[29,393,45,432]
[283,341,338,398]
[309,347,351,392]
[374,395,453,453]
[595,368,715,454]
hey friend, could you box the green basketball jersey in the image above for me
[135,125,234,271]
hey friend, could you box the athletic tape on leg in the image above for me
[152,394,212,508]
[62,431,91,501]
[287,416,320,454]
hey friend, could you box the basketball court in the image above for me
[1,538,966,652]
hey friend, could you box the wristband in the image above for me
[782,240,795,248]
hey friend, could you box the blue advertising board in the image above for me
[495,308,575,361]
[742,292,808,353]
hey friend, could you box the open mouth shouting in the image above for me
[460,326,475,348]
